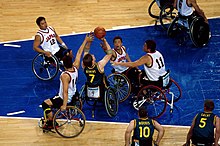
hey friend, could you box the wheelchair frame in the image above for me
[79,84,119,118]
[38,106,86,138]
[132,73,182,119]
[148,0,177,30]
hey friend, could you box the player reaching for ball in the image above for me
[101,35,141,95]
[82,31,113,100]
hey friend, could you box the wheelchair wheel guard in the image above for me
[189,17,210,47]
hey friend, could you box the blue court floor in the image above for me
[0,17,219,126]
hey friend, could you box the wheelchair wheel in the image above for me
[160,3,177,30]
[165,78,182,103]
[189,17,210,47]
[53,106,86,138]
[104,87,119,117]
[79,85,86,103]
[133,85,167,119]
[148,0,160,19]
[167,16,180,37]
[32,54,60,81]
[107,73,131,103]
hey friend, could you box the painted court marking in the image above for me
[3,44,21,48]
[7,110,25,116]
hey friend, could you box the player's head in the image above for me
[204,99,215,111]
[113,36,123,49]
[138,106,148,118]
[36,16,47,30]
[143,40,156,53]
[83,54,95,67]
[62,54,73,69]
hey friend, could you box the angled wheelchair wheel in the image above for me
[167,16,179,38]
[148,0,160,19]
[104,87,119,117]
[165,78,182,103]
[53,106,86,138]
[79,85,86,104]
[32,54,60,81]
[189,17,210,47]
[107,73,131,103]
[134,85,167,119]
[160,3,177,30]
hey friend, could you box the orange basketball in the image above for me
[94,26,106,39]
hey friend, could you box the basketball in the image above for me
[94,26,106,39]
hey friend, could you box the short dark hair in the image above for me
[138,106,148,118]
[204,99,215,111]
[145,40,156,53]
[113,36,122,43]
[36,16,46,26]
[83,54,93,67]
[62,55,73,69]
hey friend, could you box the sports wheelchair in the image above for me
[148,0,177,30]
[79,73,130,118]
[167,13,210,47]
[32,53,62,81]
[132,70,182,119]
[38,106,86,138]
[38,92,84,138]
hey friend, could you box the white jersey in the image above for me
[36,26,60,55]
[144,51,166,81]
[113,46,129,73]
[58,67,78,103]
[177,0,193,16]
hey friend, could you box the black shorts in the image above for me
[50,96,63,109]
[192,137,214,146]
[140,70,162,87]
[54,46,67,61]
[131,137,153,146]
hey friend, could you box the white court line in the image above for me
[0,116,190,128]
[6,110,25,116]
[3,44,21,48]
[112,25,131,29]
[1,16,219,44]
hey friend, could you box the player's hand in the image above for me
[110,61,118,66]
[100,42,107,51]
[153,140,159,146]
[61,42,68,49]
[44,51,52,57]
[182,143,190,146]
[86,32,94,42]
[60,105,66,111]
